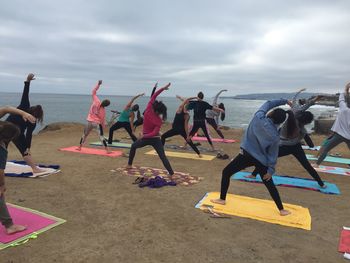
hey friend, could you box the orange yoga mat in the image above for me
[59,146,123,157]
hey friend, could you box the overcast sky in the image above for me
[0,0,349,96]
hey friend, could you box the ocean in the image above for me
[0,92,336,132]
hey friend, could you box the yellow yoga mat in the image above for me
[196,192,311,230]
[145,150,215,161]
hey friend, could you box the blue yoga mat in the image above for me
[306,154,350,165]
[232,171,340,195]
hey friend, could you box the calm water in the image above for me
[0,92,335,132]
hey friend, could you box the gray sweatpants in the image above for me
[0,196,13,228]
[317,132,350,165]
[80,121,107,147]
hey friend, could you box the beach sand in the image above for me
[2,122,349,263]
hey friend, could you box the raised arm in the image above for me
[176,95,186,102]
[151,82,158,96]
[0,106,36,123]
[213,89,227,105]
[256,99,289,117]
[92,80,102,101]
[125,93,145,109]
[148,83,170,106]
[18,73,35,110]
[291,88,306,107]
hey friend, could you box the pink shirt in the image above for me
[86,84,106,128]
[143,87,166,138]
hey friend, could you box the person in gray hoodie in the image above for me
[211,99,293,216]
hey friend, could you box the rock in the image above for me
[39,122,84,134]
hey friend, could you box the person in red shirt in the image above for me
[126,83,174,175]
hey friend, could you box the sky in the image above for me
[0,0,349,96]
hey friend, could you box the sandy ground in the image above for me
[2,122,350,263]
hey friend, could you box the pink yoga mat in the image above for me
[192,137,237,143]
[59,146,123,157]
[339,228,350,253]
[0,204,58,244]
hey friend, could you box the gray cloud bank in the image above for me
[0,0,349,96]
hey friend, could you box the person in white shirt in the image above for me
[314,83,350,167]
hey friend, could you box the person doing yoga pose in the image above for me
[313,83,350,167]
[127,83,174,175]
[108,93,144,144]
[247,110,326,188]
[6,73,45,173]
[205,89,227,139]
[211,99,293,216]
[187,92,224,151]
[1,107,36,234]
[161,96,202,157]
[78,80,110,153]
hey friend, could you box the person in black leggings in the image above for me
[205,89,227,139]
[108,93,144,143]
[6,73,45,173]
[211,99,294,216]
[161,96,202,157]
[247,110,326,188]
[187,92,224,151]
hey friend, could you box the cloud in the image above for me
[0,0,349,96]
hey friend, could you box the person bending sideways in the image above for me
[187,92,224,151]
[211,99,292,216]
[161,96,202,157]
[0,107,35,234]
[6,73,45,173]
[127,83,174,176]
[108,93,144,144]
[314,83,350,167]
[78,80,110,153]
[205,89,227,139]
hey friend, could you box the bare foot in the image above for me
[244,174,257,179]
[6,224,26,235]
[311,163,319,168]
[198,154,203,158]
[76,146,82,151]
[125,165,135,169]
[280,209,291,216]
[211,199,226,205]
[320,184,327,189]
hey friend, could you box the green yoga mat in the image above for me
[90,142,132,149]
[306,154,350,165]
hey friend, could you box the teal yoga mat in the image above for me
[306,154,350,165]
[232,171,340,195]
[90,141,131,149]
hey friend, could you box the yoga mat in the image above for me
[306,154,350,165]
[5,162,61,178]
[115,166,202,186]
[145,150,215,161]
[314,165,350,177]
[195,192,311,230]
[59,146,123,157]
[90,141,132,149]
[232,171,340,195]
[0,204,66,250]
[192,136,237,143]
[165,144,213,153]
[339,227,350,253]
[302,146,320,151]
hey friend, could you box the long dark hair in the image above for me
[218,103,225,121]
[0,121,20,144]
[297,111,314,125]
[28,105,44,124]
[153,100,167,121]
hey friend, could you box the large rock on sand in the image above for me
[39,122,84,134]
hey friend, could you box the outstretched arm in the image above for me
[292,88,306,107]
[92,80,102,101]
[178,97,198,112]
[213,89,227,105]
[151,82,158,96]
[125,93,145,109]
[256,99,290,117]
[0,106,36,123]
[18,73,35,110]
[176,95,186,102]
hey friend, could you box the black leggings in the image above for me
[108,122,137,143]
[133,118,144,131]
[189,120,213,146]
[11,134,28,156]
[220,150,283,210]
[252,143,324,186]
[161,128,200,155]
[128,137,174,175]
[206,118,224,139]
